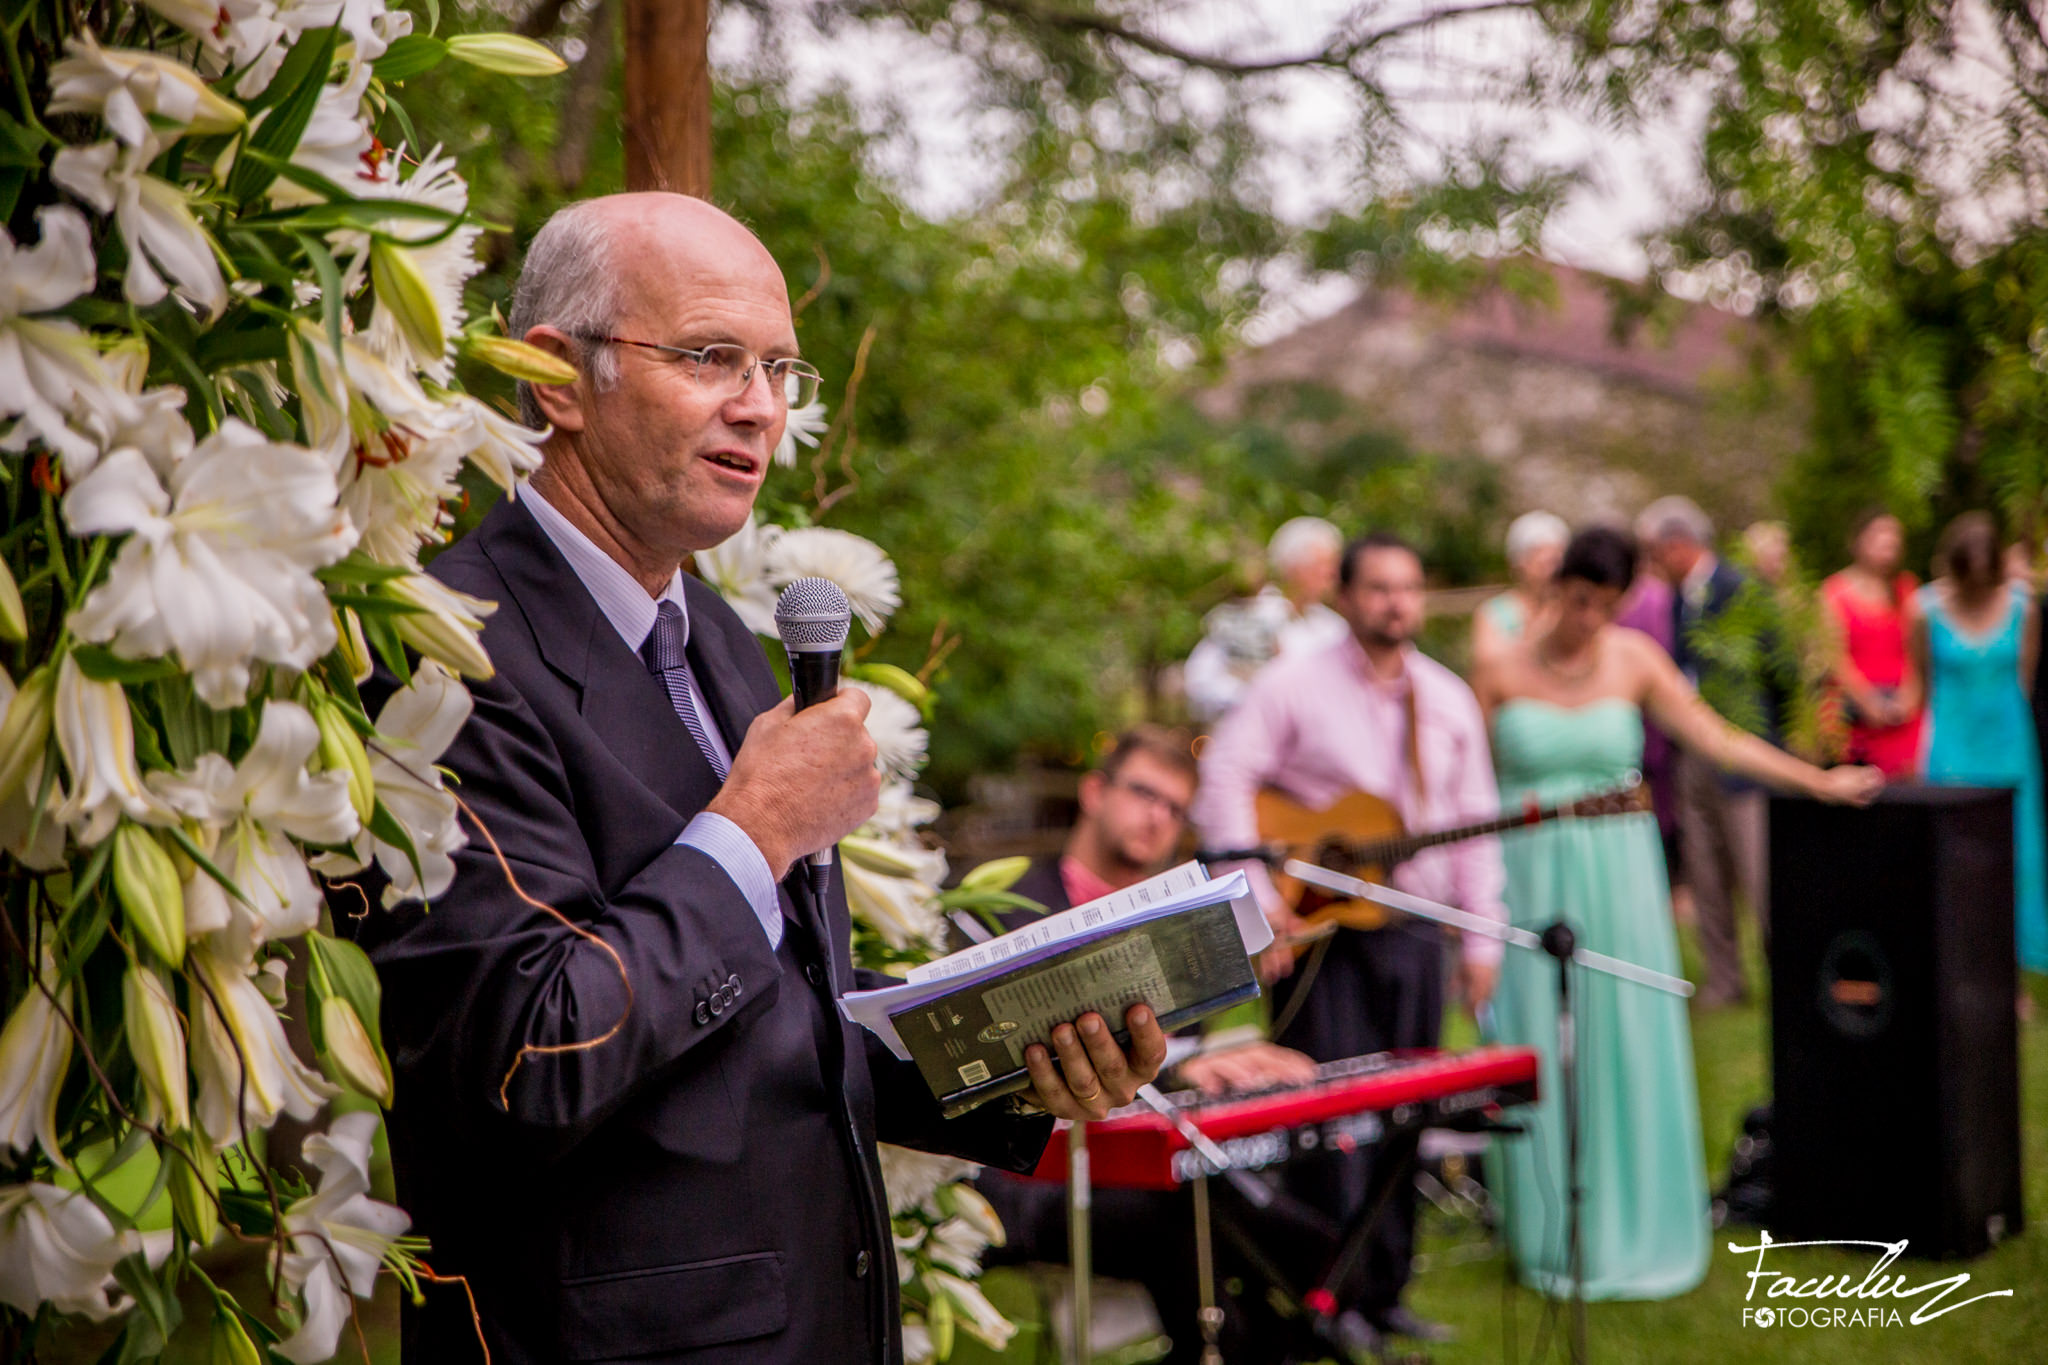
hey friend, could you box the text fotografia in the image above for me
[1731,1233,2014,1328]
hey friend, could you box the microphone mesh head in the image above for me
[774,577,851,650]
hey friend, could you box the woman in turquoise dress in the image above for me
[1911,512,2048,973]
[1471,527,1881,1300]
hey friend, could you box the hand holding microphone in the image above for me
[706,577,878,889]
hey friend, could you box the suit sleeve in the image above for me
[362,665,786,1159]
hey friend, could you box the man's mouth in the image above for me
[702,449,760,477]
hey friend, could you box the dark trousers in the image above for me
[1270,921,1445,1318]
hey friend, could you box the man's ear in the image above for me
[1077,769,1106,818]
[524,326,589,433]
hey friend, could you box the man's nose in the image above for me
[723,363,782,427]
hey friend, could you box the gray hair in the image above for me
[1636,495,1714,547]
[1267,516,1343,575]
[509,200,625,429]
[1504,510,1569,567]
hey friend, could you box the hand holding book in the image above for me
[1020,1005,1169,1120]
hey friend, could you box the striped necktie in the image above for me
[641,599,729,780]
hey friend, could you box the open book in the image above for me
[839,863,1272,1116]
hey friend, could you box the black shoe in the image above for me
[1373,1305,1456,1343]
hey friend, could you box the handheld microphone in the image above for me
[774,577,852,901]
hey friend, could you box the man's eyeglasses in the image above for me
[1109,777,1190,825]
[572,335,823,409]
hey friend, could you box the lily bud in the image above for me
[855,663,930,709]
[335,606,372,683]
[369,240,445,363]
[113,823,186,966]
[207,1304,260,1365]
[927,1290,955,1361]
[168,1131,219,1249]
[387,573,496,680]
[0,558,24,643]
[313,699,375,826]
[123,964,190,1132]
[462,333,580,385]
[958,857,1030,895]
[443,32,569,76]
[0,664,55,804]
[318,995,392,1105]
[839,834,934,878]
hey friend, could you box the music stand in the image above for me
[1286,861,1693,1365]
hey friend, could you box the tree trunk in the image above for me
[623,0,711,196]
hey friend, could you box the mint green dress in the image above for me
[1487,699,1710,1300]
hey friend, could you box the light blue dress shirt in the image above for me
[523,489,783,949]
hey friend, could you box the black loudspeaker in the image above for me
[1769,786,2023,1259]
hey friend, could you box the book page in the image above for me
[907,860,1209,986]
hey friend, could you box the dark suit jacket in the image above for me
[347,499,1049,1364]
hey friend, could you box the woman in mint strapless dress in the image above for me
[1910,512,2047,974]
[1471,528,1882,1300]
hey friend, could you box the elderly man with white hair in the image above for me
[1472,510,1570,666]
[1183,515,1350,721]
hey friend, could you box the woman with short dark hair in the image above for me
[1472,525,1880,1301]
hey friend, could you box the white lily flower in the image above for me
[0,206,114,473]
[273,66,389,208]
[67,341,193,481]
[47,35,245,147]
[52,137,229,319]
[902,1323,934,1365]
[0,669,64,871]
[695,515,783,636]
[442,392,545,495]
[927,1215,995,1276]
[293,326,473,564]
[864,779,942,839]
[277,0,412,69]
[386,574,496,680]
[925,1270,1018,1351]
[148,700,358,958]
[878,1145,978,1218]
[274,1111,410,1365]
[51,656,160,845]
[0,1184,148,1320]
[769,527,901,634]
[316,660,470,906]
[847,680,928,782]
[772,398,828,468]
[66,422,357,707]
[0,950,71,1168]
[355,147,481,382]
[842,855,945,952]
[189,940,336,1145]
[141,0,292,99]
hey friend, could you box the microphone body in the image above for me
[773,578,853,901]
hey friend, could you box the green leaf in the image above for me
[292,229,347,371]
[372,33,447,81]
[163,823,253,909]
[381,90,421,157]
[359,606,413,686]
[58,887,113,986]
[110,1253,182,1363]
[317,555,416,588]
[228,22,340,203]
[70,645,181,685]
[367,797,425,889]
[0,107,48,167]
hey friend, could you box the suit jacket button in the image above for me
[728,973,741,993]
[694,1001,711,1025]
[806,963,825,987]
[854,1250,870,1278]
[709,994,725,1017]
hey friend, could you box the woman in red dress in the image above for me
[1821,509,1925,776]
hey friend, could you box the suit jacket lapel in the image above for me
[478,498,723,820]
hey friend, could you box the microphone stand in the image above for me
[1284,861,1693,1365]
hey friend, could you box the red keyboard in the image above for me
[1026,1045,1540,1190]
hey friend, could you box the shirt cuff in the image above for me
[678,811,783,950]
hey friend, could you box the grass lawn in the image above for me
[963,923,2048,1364]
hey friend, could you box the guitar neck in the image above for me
[1358,797,1595,866]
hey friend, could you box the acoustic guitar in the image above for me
[1208,777,1645,944]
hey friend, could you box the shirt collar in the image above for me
[1340,634,1414,696]
[523,486,689,654]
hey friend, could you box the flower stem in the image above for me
[39,493,74,598]
[1,13,47,140]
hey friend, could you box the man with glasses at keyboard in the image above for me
[346,193,1166,1365]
